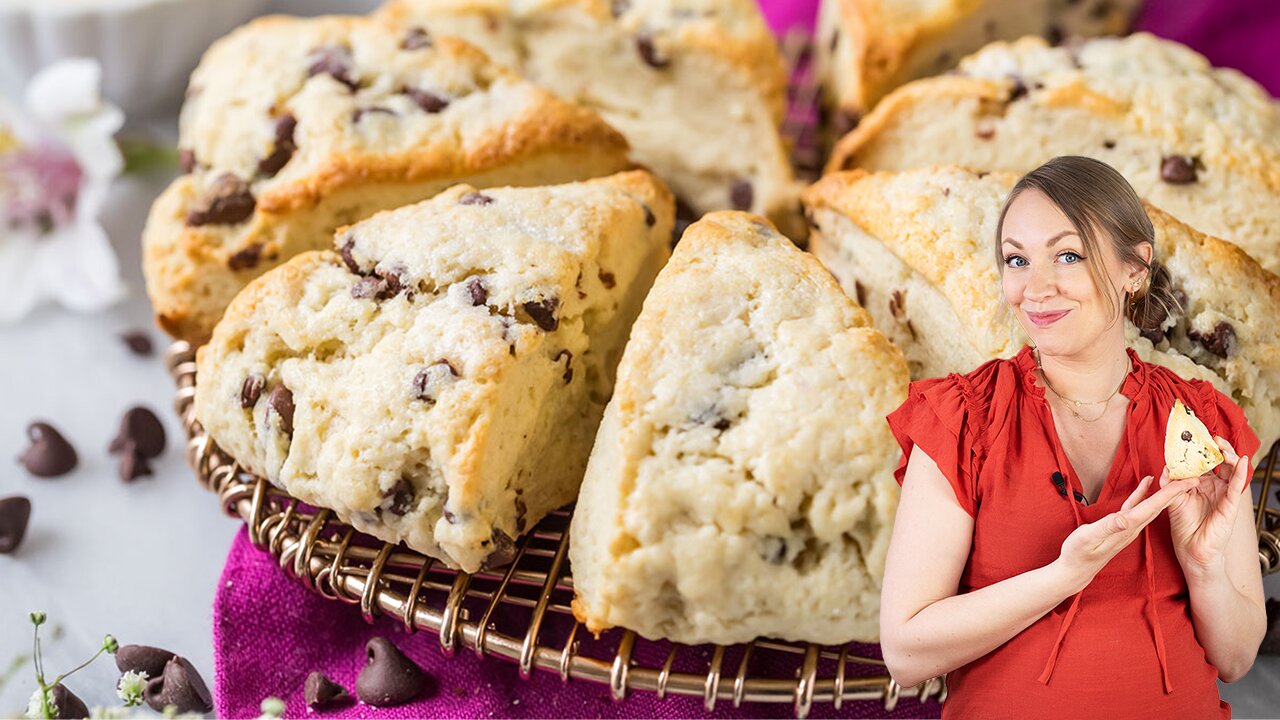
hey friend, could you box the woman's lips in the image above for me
[1027,309,1070,328]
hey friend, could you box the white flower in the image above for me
[25,687,53,719]
[0,58,125,323]
[257,696,285,719]
[116,670,148,707]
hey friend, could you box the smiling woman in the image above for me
[878,156,1266,718]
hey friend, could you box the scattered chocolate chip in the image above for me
[522,297,559,332]
[119,331,153,357]
[481,530,518,569]
[144,657,213,715]
[306,672,351,710]
[636,33,669,68]
[339,237,362,274]
[413,360,458,404]
[227,242,264,271]
[116,645,177,678]
[109,406,166,459]
[555,349,573,384]
[514,495,527,534]
[376,265,408,298]
[463,276,488,306]
[443,508,458,524]
[186,173,255,227]
[400,27,432,51]
[405,88,449,113]
[356,637,429,707]
[385,478,416,516]
[854,280,867,306]
[713,417,731,432]
[257,114,298,177]
[177,149,197,175]
[1160,155,1198,184]
[1103,139,1116,149]
[459,191,493,206]
[1261,599,1280,655]
[761,536,787,564]
[268,386,295,436]
[19,422,77,478]
[352,106,396,123]
[1046,24,1065,46]
[598,270,616,289]
[1187,321,1236,358]
[50,683,88,719]
[643,205,656,227]
[118,442,153,483]
[241,374,266,409]
[0,496,32,554]
[1180,430,1193,442]
[307,45,358,91]
[1008,75,1028,101]
[729,180,753,211]
[889,289,905,319]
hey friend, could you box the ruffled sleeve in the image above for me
[885,374,984,517]
[1196,381,1263,477]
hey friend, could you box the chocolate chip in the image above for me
[120,331,153,357]
[257,114,298,177]
[729,180,753,211]
[889,289,905,319]
[643,205,656,227]
[352,106,396,123]
[227,242,264,271]
[907,320,918,340]
[356,637,429,707]
[19,422,77,478]
[636,33,669,68]
[598,270,616,289]
[241,374,265,409]
[463,276,487,306]
[118,442,153,483]
[0,496,32,554]
[1180,430,1193,442]
[400,27,433,51]
[713,417,731,432]
[186,173,255,226]
[307,45,358,91]
[555,349,573,384]
[413,360,458,404]
[1161,155,1198,184]
[1187,321,1235,358]
[481,530,518,569]
[306,672,351,710]
[1103,139,1117,149]
[144,657,212,715]
[1046,24,1065,46]
[116,645,177,678]
[109,406,167,459]
[385,478,416,516]
[761,536,787,564]
[339,237,362,274]
[268,386,295,436]
[514,495,527,534]
[177,149,196,175]
[406,88,449,113]
[1261,598,1280,655]
[522,297,559,332]
[1008,75,1028,101]
[443,508,457,524]
[351,276,385,299]
[376,265,408,297]
[50,683,88,719]
[459,191,493,206]
[1139,326,1168,345]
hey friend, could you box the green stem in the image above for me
[51,646,105,687]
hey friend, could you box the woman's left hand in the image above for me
[1159,436,1252,578]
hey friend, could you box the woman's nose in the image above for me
[1024,265,1056,301]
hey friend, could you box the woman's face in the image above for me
[1000,189,1142,357]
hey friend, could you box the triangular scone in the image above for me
[375,0,803,238]
[826,34,1280,274]
[143,14,631,346]
[193,172,673,573]
[804,165,1280,454]
[1166,399,1224,480]
[569,212,908,644]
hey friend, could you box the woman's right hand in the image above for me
[1053,474,1200,592]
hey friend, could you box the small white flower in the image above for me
[116,670,148,707]
[0,58,125,323]
[25,687,53,719]
[257,696,285,719]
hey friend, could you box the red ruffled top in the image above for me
[885,345,1262,720]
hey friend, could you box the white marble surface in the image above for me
[1,0,1278,717]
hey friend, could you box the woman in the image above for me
[880,156,1266,718]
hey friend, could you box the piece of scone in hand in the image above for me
[826,34,1280,274]
[193,171,673,573]
[569,211,908,644]
[375,0,803,238]
[804,165,1280,454]
[1166,399,1225,480]
[143,13,631,346]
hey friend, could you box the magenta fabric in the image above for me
[212,2,1280,717]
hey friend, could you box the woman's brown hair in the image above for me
[994,155,1180,335]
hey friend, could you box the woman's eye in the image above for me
[1059,251,1084,264]
[1004,255,1028,268]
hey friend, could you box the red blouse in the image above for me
[885,345,1262,720]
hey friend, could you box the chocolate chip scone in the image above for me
[569,211,908,644]
[804,166,1280,452]
[194,171,673,573]
[814,0,1141,134]
[375,0,802,238]
[826,34,1280,274]
[143,14,631,346]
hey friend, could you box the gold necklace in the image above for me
[1034,349,1129,422]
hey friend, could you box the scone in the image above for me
[804,166,1280,453]
[814,0,1141,133]
[1166,399,1225,480]
[826,34,1280,274]
[143,14,631,346]
[569,211,908,644]
[375,0,803,238]
[193,171,673,573]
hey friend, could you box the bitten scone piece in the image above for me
[375,0,802,238]
[194,172,673,573]
[813,0,1141,131]
[143,14,631,345]
[1166,399,1225,480]
[569,212,908,644]
[826,34,1280,273]
[804,166,1280,452]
